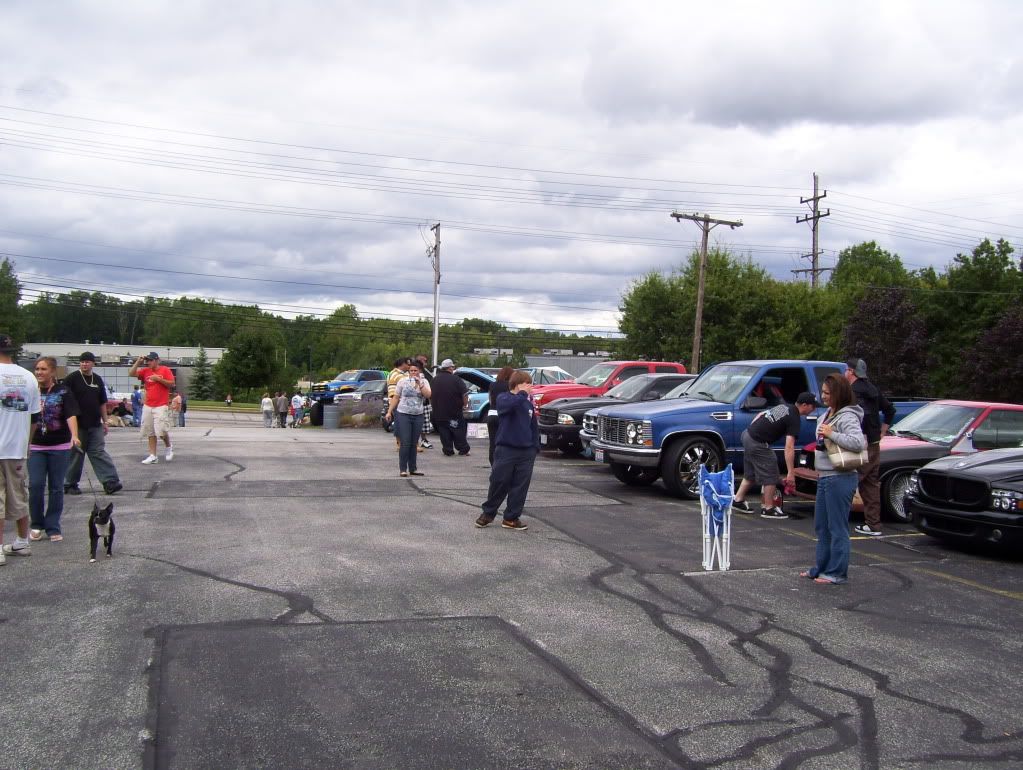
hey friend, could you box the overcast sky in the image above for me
[2,1,1021,340]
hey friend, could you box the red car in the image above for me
[530,361,687,407]
[793,399,1023,521]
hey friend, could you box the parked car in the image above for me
[334,379,389,406]
[457,367,498,420]
[539,373,695,455]
[309,369,387,403]
[530,361,687,407]
[906,447,1023,550]
[794,399,1023,521]
[588,360,929,498]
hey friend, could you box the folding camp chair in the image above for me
[700,464,734,571]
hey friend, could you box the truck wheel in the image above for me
[661,437,723,499]
[882,470,914,523]
[610,463,659,486]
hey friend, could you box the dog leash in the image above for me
[77,446,103,507]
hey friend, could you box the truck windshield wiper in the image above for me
[893,429,928,442]
[693,391,717,401]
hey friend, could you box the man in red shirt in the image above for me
[129,352,176,464]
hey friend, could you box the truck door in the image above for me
[751,366,818,449]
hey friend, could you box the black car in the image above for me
[906,447,1023,550]
[538,373,695,455]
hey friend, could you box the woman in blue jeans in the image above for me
[29,357,81,542]
[384,362,432,477]
[801,373,865,584]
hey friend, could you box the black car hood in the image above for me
[922,448,1023,487]
[544,395,644,416]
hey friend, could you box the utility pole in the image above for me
[428,223,441,368]
[670,211,743,373]
[794,172,831,288]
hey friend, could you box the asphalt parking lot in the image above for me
[2,410,1022,770]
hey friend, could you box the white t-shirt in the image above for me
[261,397,274,412]
[0,362,42,459]
[291,394,304,410]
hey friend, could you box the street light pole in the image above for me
[429,223,441,367]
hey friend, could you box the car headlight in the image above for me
[626,423,639,443]
[557,413,575,425]
[625,421,652,446]
[351,393,363,400]
[582,415,596,433]
[908,472,920,495]
[991,488,1023,512]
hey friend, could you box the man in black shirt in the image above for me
[429,359,471,456]
[63,352,123,495]
[845,358,896,536]
[733,391,818,519]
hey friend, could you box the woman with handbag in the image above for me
[800,373,865,584]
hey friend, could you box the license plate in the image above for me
[594,449,604,463]
[540,433,548,446]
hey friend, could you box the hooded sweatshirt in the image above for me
[814,404,866,476]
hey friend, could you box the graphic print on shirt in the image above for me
[1,373,31,412]
[756,404,791,427]
[39,389,68,436]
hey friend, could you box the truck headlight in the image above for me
[991,489,1023,512]
[557,413,575,425]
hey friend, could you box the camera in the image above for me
[815,436,827,451]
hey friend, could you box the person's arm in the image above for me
[386,381,402,418]
[783,435,797,483]
[68,414,81,448]
[419,380,431,399]
[128,356,145,377]
[879,392,896,436]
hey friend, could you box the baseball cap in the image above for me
[0,333,17,353]
[440,358,456,369]
[79,351,96,362]
[145,351,160,360]
[845,358,867,377]
[795,392,818,406]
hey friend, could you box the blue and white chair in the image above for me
[699,464,734,571]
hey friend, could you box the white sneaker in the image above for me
[165,449,174,461]
[142,454,159,465]
[2,542,31,557]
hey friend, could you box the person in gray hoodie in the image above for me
[800,372,865,585]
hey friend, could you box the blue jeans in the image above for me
[482,445,537,521]
[65,425,120,488]
[809,472,858,583]
[29,448,71,536]
[395,412,424,473]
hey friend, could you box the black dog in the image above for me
[88,502,115,563]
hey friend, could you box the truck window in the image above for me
[754,367,810,406]
[972,409,1023,450]
[654,365,679,373]
[615,366,649,385]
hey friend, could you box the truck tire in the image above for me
[661,437,723,499]
[882,469,915,523]
[610,462,659,486]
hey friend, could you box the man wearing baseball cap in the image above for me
[0,333,42,564]
[429,358,471,456]
[129,352,175,464]
[63,352,123,495]
[732,391,820,520]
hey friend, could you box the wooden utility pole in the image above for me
[794,172,831,287]
[670,211,743,373]
[429,223,441,368]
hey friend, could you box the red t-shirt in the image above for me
[138,365,175,408]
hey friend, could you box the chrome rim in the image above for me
[679,442,719,494]
[888,473,912,522]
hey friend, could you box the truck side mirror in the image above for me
[642,391,659,400]
[742,395,767,410]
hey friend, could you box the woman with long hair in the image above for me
[29,357,81,542]
[800,373,865,584]
[385,361,432,477]
[487,366,515,466]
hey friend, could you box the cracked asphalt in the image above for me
[2,410,1022,769]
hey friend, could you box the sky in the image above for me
[2,0,1022,341]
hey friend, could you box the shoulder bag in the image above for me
[821,412,869,471]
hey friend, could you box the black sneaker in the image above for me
[731,499,751,514]
[104,482,123,495]
[854,524,883,536]
[420,440,433,449]
[64,485,82,496]
[475,515,495,528]
[760,506,788,520]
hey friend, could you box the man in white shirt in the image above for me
[0,333,42,564]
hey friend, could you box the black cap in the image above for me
[146,351,160,360]
[845,358,867,378]
[79,351,96,362]
[0,333,16,353]
[795,391,818,406]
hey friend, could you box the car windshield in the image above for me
[334,370,359,381]
[663,380,694,399]
[356,381,382,392]
[605,377,653,400]
[684,365,759,403]
[890,403,984,445]
[574,363,618,387]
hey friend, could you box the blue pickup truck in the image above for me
[308,369,388,404]
[586,359,927,498]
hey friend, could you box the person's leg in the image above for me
[807,476,831,578]
[454,418,471,454]
[435,419,455,455]
[760,483,778,509]
[85,425,119,486]
[396,413,414,473]
[27,451,46,532]
[858,443,882,530]
[65,428,87,489]
[487,416,499,466]
[42,450,70,536]
[820,473,856,581]
[503,449,536,520]
[481,447,513,519]
[408,414,424,471]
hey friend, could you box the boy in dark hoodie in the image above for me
[845,358,896,536]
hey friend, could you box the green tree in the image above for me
[959,305,1023,402]
[0,258,23,343]
[189,345,215,400]
[214,327,287,400]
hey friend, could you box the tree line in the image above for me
[618,238,1022,402]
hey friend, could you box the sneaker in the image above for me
[760,507,788,520]
[854,524,883,536]
[104,481,123,495]
[420,439,433,449]
[475,515,495,528]
[142,454,158,465]
[0,551,5,566]
[2,542,31,557]
[458,451,470,457]
[64,485,82,496]
[731,499,752,514]
[165,449,174,462]
[502,519,529,531]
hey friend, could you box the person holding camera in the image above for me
[385,361,432,477]
[129,352,175,464]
